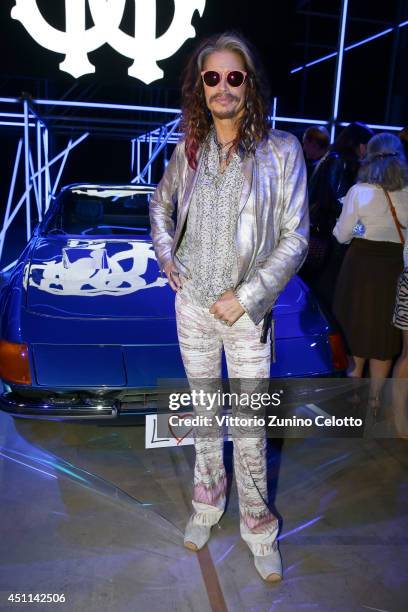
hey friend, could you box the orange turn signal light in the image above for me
[328,332,348,371]
[0,340,32,384]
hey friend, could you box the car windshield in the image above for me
[45,189,153,236]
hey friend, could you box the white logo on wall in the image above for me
[11,0,206,84]
[26,240,168,296]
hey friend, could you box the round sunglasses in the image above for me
[201,70,247,88]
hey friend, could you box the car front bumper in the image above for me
[0,386,164,420]
[0,372,344,421]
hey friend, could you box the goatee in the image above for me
[211,109,240,120]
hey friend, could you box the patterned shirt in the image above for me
[175,129,245,307]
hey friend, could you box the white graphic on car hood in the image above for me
[26,240,168,296]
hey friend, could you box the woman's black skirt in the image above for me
[333,238,403,360]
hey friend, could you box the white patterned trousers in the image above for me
[175,284,279,556]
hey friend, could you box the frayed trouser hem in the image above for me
[191,501,224,526]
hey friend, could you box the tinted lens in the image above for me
[203,71,220,87]
[227,71,245,87]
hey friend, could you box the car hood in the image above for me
[25,236,174,318]
[25,237,314,321]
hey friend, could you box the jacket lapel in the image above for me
[175,142,254,253]
[172,145,205,253]
[238,153,254,216]
[181,146,205,214]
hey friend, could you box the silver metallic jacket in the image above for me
[149,128,309,326]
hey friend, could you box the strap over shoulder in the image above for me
[382,187,405,244]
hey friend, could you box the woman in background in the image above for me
[332,133,408,402]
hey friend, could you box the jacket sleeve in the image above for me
[149,143,181,272]
[309,154,343,232]
[235,135,309,325]
[333,184,359,244]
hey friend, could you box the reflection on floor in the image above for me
[0,410,407,612]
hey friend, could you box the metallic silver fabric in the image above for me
[149,128,309,325]
[175,129,244,307]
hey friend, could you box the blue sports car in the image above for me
[0,183,346,420]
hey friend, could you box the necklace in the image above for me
[216,138,235,164]
[216,137,235,148]
[219,146,233,163]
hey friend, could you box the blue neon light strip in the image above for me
[131,119,180,184]
[345,28,393,51]
[37,122,42,212]
[0,139,22,262]
[43,128,50,211]
[131,139,135,174]
[28,132,89,183]
[0,112,25,118]
[338,122,403,131]
[0,98,327,126]
[291,19,408,74]
[1,259,18,272]
[29,153,41,218]
[51,140,72,196]
[0,121,35,127]
[0,184,33,240]
[269,116,329,125]
[331,0,349,142]
[0,112,402,133]
[272,97,277,129]
[0,101,403,134]
[291,52,337,73]
[23,99,31,241]
[25,102,47,127]
[33,98,181,114]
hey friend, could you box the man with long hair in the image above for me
[150,32,308,582]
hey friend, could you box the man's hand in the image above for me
[163,260,183,292]
[209,289,245,326]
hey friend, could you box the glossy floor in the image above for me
[0,410,407,612]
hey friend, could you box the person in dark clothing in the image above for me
[399,127,408,163]
[302,125,330,181]
[299,121,374,314]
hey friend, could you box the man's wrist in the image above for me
[161,257,173,276]
[233,288,248,314]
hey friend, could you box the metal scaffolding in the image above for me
[0,93,403,271]
[0,97,184,270]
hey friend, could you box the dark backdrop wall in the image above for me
[0,0,407,229]
[1,1,407,118]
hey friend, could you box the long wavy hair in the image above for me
[331,122,374,160]
[180,32,271,169]
[358,132,408,191]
